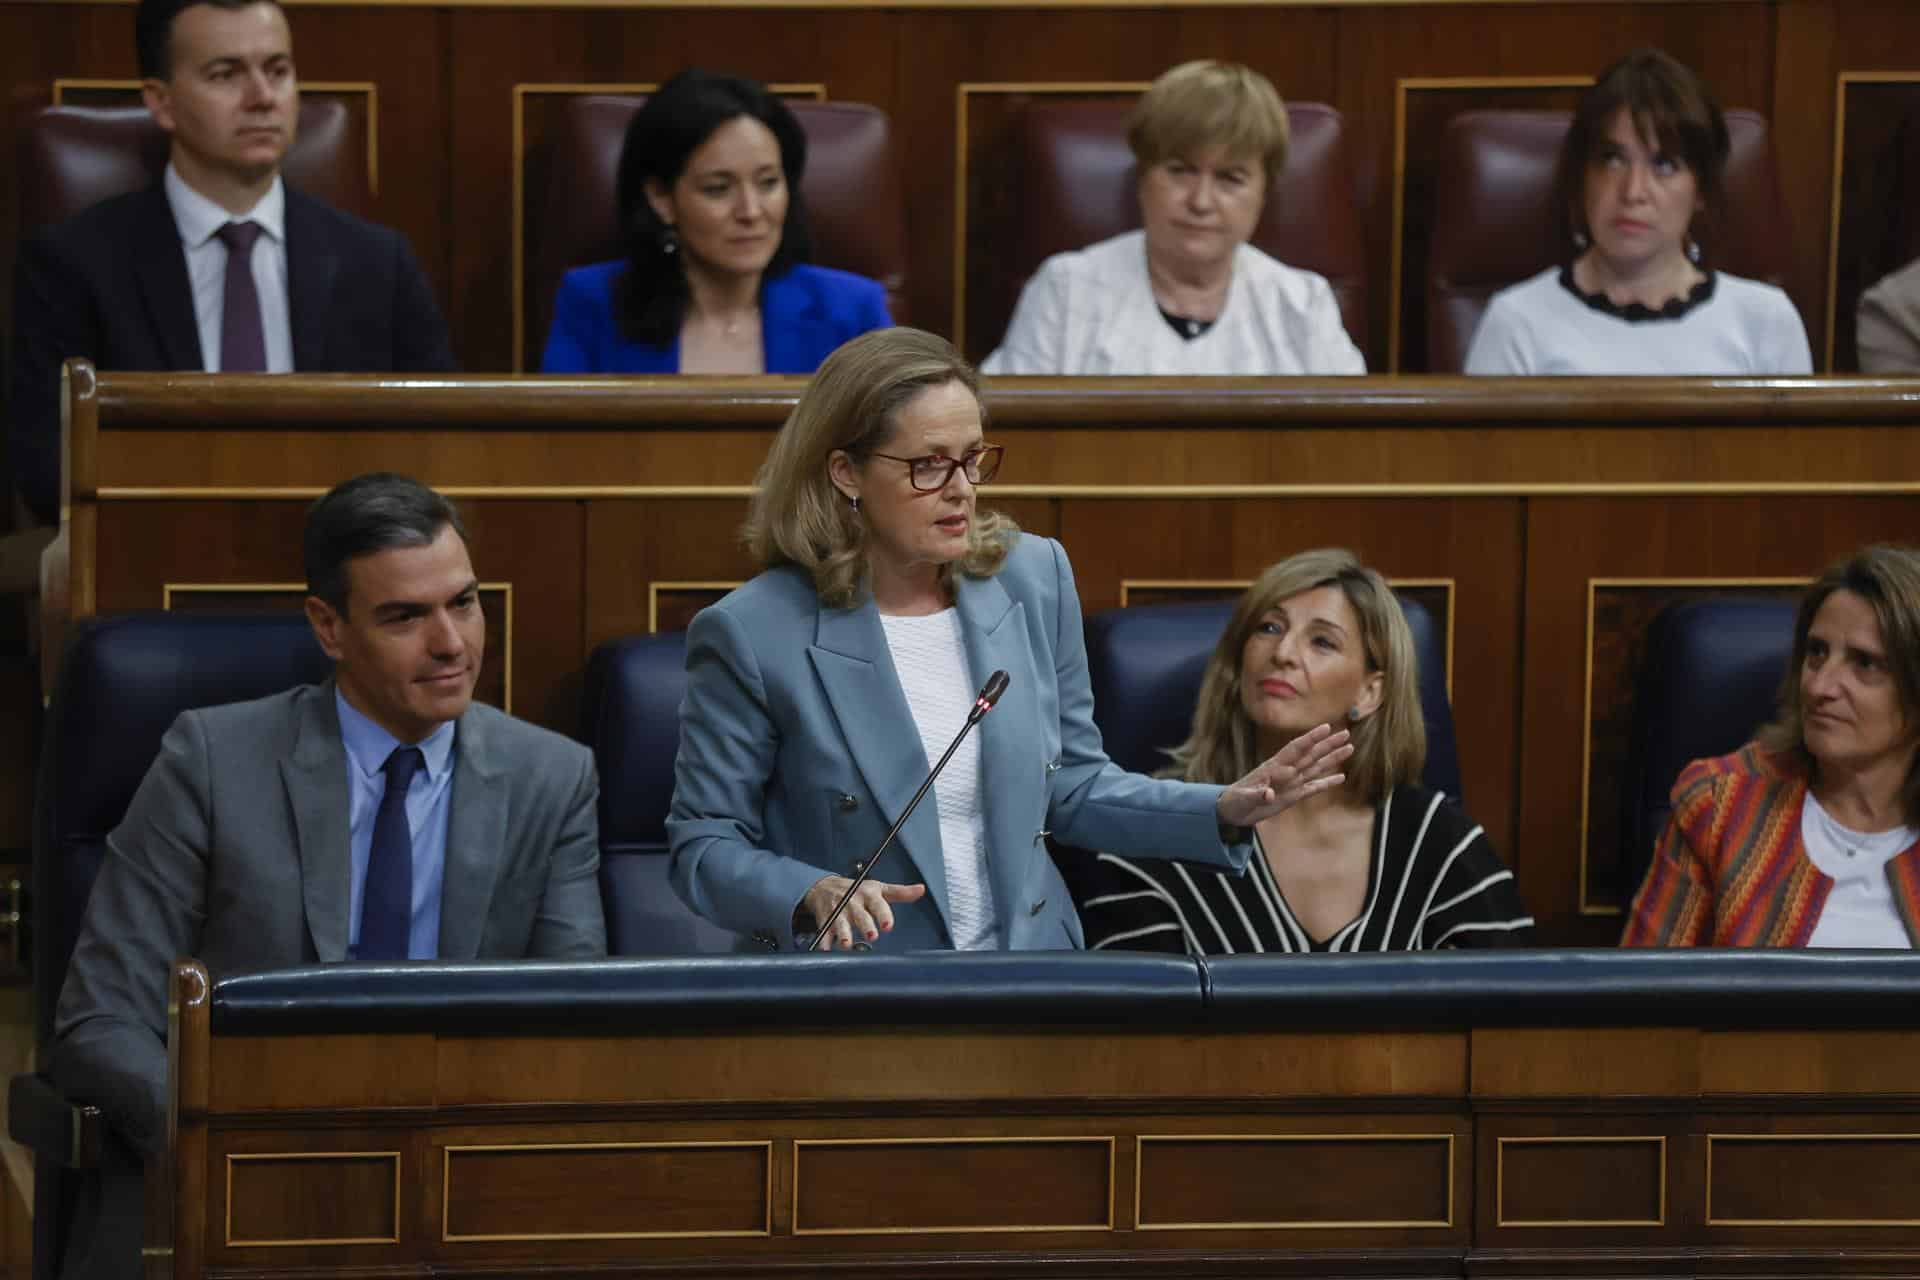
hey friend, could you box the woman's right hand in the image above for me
[802,876,928,951]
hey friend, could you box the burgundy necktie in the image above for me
[216,220,267,373]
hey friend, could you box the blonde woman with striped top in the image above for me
[1059,550,1532,953]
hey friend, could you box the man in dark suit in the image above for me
[49,473,605,1279]
[6,0,456,530]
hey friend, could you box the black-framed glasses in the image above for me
[868,444,1004,492]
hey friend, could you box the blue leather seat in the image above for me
[1083,595,1464,802]
[1620,595,1797,903]
[581,631,739,954]
[17,611,330,1279]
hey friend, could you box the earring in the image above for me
[1685,236,1702,265]
[1572,229,1589,251]
[660,224,679,256]
[849,495,861,514]
[1347,705,1363,723]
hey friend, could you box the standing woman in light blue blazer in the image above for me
[667,328,1353,951]
[540,68,891,376]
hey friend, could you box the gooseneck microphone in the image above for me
[807,669,1011,952]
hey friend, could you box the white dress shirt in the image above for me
[163,164,293,373]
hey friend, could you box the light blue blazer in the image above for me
[666,534,1248,950]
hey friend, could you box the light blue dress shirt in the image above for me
[336,690,456,959]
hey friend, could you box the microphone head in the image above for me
[980,669,1010,708]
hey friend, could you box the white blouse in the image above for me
[880,609,997,949]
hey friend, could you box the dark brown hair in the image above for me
[1552,49,1730,260]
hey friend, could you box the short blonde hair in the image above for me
[1759,545,1920,825]
[1165,549,1425,805]
[742,328,1019,609]
[1127,60,1290,181]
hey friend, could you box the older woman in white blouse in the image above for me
[982,61,1365,377]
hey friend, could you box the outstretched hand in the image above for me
[802,876,927,951]
[1216,723,1353,829]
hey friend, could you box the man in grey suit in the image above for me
[49,472,605,1278]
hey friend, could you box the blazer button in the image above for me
[1030,898,1047,916]
[1045,760,1061,774]
[837,793,860,812]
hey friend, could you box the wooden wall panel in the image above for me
[13,0,1914,374]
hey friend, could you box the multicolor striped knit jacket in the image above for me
[1622,743,1920,947]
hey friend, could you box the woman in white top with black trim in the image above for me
[982,60,1364,377]
[1464,48,1811,377]
[1058,550,1532,954]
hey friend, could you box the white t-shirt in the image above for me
[982,230,1366,376]
[880,609,997,949]
[1800,793,1918,949]
[1463,266,1811,376]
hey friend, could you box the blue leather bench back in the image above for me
[1621,595,1797,903]
[37,612,330,1045]
[582,630,741,954]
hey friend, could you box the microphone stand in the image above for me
[807,670,1010,952]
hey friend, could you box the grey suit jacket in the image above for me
[667,533,1246,949]
[49,681,605,1160]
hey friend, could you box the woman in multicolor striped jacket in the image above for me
[1058,549,1532,954]
[1624,546,1920,948]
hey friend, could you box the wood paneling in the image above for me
[1494,1136,1665,1227]
[1708,1133,1920,1227]
[6,1,1916,371]
[1136,1134,1454,1230]
[444,1142,771,1239]
[224,1151,399,1246]
[795,1138,1112,1233]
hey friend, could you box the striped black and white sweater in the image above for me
[1059,784,1534,954]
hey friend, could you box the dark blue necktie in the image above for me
[360,746,423,961]
[215,220,267,373]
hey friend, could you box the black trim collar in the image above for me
[1557,264,1717,322]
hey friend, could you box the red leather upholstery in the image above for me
[981,99,1368,355]
[525,94,909,362]
[16,101,370,233]
[1426,108,1797,373]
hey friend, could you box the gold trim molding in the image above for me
[792,1135,1115,1236]
[646,580,744,632]
[1494,1135,1667,1228]
[225,1150,401,1248]
[1134,1132,1455,1231]
[442,1140,773,1241]
[1707,1132,1920,1227]
[1824,72,1920,372]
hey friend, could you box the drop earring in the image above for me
[1572,228,1589,251]
[660,224,679,256]
[849,495,861,514]
[1685,236,1702,265]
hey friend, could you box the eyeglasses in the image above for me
[868,444,1005,492]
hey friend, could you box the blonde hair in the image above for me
[1758,544,1920,825]
[1165,549,1425,805]
[742,328,1019,608]
[1127,60,1291,181]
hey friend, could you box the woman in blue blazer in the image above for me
[541,68,891,376]
[666,328,1352,951]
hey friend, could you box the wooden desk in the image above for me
[150,953,1920,1278]
[62,367,1920,941]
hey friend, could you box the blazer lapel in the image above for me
[807,601,950,926]
[954,573,1038,944]
[284,186,337,370]
[132,186,203,371]
[282,683,352,962]
[440,705,507,960]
